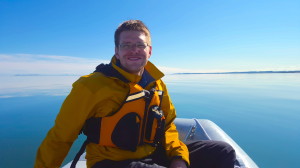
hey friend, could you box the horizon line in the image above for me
[0,70,299,76]
[174,70,300,75]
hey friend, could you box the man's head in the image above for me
[114,20,152,76]
[114,20,151,47]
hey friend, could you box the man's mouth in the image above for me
[128,57,141,61]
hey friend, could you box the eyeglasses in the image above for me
[119,43,149,50]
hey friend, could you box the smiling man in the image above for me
[115,30,151,76]
[34,20,236,168]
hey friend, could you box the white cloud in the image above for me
[0,53,109,75]
[0,53,299,76]
[0,53,212,75]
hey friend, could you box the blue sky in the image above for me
[0,0,299,75]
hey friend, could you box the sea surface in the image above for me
[0,73,299,168]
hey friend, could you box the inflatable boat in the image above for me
[63,118,258,168]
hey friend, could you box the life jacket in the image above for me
[83,81,165,151]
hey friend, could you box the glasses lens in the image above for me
[136,43,147,49]
[119,44,130,49]
[119,43,147,50]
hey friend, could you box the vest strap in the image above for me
[70,140,88,168]
[126,91,146,102]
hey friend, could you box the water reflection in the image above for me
[0,73,300,168]
[0,75,80,98]
[1,73,300,98]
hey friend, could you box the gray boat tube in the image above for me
[63,118,258,168]
[174,118,258,168]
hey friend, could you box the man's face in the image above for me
[115,31,152,76]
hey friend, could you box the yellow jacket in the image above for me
[34,57,189,168]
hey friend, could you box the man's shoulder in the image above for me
[73,72,117,92]
[77,72,106,83]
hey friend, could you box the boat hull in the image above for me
[63,118,258,168]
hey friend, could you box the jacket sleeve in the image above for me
[159,80,190,165]
[34,82,95,168]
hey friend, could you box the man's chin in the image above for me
[127,67,144,75]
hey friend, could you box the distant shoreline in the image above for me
[12,74,81,76]
[174,70,300,75]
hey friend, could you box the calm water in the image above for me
[0,73,300,168]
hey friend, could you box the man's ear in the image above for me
[148,46,152,58]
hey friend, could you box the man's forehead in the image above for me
[120,31,146,37]
[119,31,148,42]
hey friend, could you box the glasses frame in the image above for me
[118,42,150,50]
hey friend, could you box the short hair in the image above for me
[114,20,151,47]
